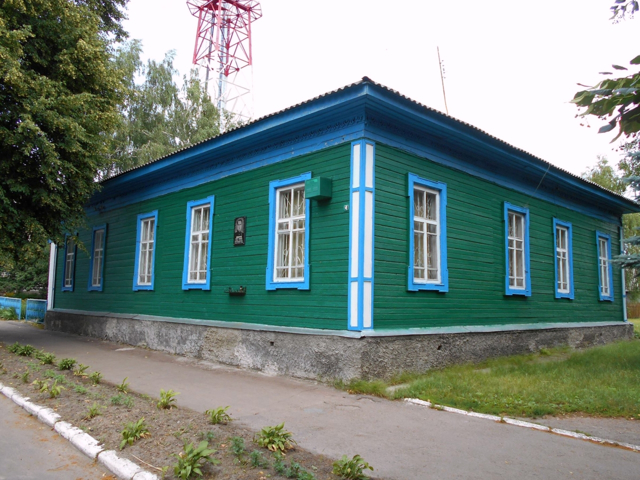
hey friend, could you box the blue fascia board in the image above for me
[96,88,369,191]
[89,79,637,222]
[89,120,365,212]
[361,85,639,217]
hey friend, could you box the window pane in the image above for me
[414,189,424,218]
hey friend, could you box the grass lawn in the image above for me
[344,324,640,419]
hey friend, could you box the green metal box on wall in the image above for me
[305,177,332,201]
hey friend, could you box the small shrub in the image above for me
[89,371,102,385]
[17,344,36,357]
[85,403,102,419]
[58,358,76,371]
[255,422,296,452]
[120,417,150,449]
[332,454,374,480]
[35,351,55,365]
[273,451,287,475]
[49,379,64,398]
[111,394,135,408]
[249,450,269,468]
[7,342,21,353]
[21,371,30,383]
[205,406,231,425]
[74,384,89,395]
[200,430,216,442]
[74,364,89,376]
[0,307,18,320]
[157,389,179,409]
[230,436,246,463]
[32,379,46,390]
[116,377,130,393]
[172,440,219,479]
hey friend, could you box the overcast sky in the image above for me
[123,0,637,176]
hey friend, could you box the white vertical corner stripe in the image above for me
[352,144,361,189]
[365,143,374,189]
[350,282,359,327]
[351,192,360,275]
[363,282,372,328]
[364,191,373,278]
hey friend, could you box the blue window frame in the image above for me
[596,231,614,301]
[133,210,158,291]
[182,196,215,290]
[553,219,574,300]
[61,235,77,292]
[504,202,531,296]
[88,225,107,292]
[407,173,448,292]
[266,172,311,290]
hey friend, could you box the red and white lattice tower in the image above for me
[187,0,262,121]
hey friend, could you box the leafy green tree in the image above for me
[102,42,227,178]
[582,156,627,194]
[0,0,126,265]
[0,245,49,296]
[572,2,639,141]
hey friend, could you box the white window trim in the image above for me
[88,225,107,291]
[504,202,531,296]
[62,236,76,292]
[133,211,158,291]
[266,173,311,290]
[182,197,214,290]
[407,173,448,292]
[597,231,614,301]
[553,219,574,299]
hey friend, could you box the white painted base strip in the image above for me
[98,450,143,480]
[405,398,640,453]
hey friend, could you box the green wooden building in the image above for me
[46,78,639,380]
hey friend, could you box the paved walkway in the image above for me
[0,392,112,479]
[1,321,639,480]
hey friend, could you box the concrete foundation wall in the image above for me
[45,310,634,381]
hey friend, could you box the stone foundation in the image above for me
[45,310,634,381]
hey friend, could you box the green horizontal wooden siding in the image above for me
[374,144,624,329]
[55,145,351,330]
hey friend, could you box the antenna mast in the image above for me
[437,46,449,115]
[187,0,262,122]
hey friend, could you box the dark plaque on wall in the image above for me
[234,217,246,246]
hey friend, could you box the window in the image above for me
[62,236,77,292]
[504,202,531,296]
[407,174,448,292]
[597,231,613,301]
[133,211,158,291]
[88,225,107,291]
[553,219,573,299]
[182,197,214,290]
[266,173,311,290]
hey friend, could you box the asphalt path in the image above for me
[1,321,639,480]
[0,393,112,480]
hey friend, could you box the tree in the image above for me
[102,41,228,178]
[0,0,127,266]
[572,1,639,141]
[0,245,49,296]
[582,156,627,194]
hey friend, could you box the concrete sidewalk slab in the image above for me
[1,320,639,480]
